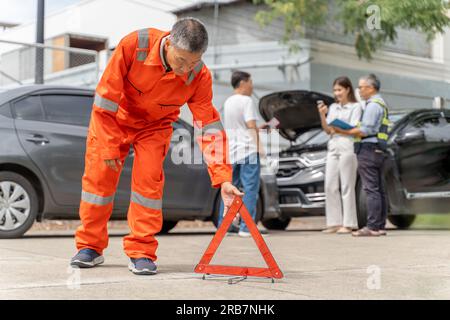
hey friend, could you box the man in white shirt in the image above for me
[219,71,263,237]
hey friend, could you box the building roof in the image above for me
[127,0,240,13]
[166,0,241,13]
[0,22,19,28]
[0,0,241,49]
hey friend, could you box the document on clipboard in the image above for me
[328,119,355,130]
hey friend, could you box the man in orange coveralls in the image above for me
[70,18,242,275]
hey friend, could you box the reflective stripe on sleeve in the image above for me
[136,28,149,61]
[94,94,119,112]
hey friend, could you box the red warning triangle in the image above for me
[195,196,283,279]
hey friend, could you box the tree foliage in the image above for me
[254,0,450,60]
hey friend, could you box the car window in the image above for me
[388,113,407,131]
[305,130,329,145]
[13,95,45,121]
[412,116,442,128]
[41,95,93,126]
[0,103,12,118]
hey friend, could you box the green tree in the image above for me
[254,0,450,60]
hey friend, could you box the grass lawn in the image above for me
[411,213,450,229]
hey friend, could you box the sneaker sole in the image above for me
[70,256,104,268]
[238,233,251,237]
[352,233,380,237]
[128,262,157,275]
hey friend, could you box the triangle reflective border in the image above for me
[195,196,283,279]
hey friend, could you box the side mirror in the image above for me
[394,129,425,145]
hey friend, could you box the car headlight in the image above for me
[260,155,279,175]
[298,151,327,167]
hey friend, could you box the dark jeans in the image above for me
[356,143,387,231]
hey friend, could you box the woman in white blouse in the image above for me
[318,76,362,234]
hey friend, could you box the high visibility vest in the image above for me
[354,98,390,150]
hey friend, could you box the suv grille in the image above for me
[276,159,303,178]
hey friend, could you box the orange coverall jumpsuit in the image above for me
[75,28,232,261]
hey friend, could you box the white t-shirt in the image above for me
[223,94,258,163]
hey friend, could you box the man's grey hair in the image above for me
[170,17,209,53]
[360,73,381,91]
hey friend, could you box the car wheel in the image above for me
[387,215,416,229]
[0,171,38,239]
[212,193,263,232]
[159,220,178,234]
[262,217,291,230]
[355,179,367,229]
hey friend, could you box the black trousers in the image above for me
[356,143,387,231]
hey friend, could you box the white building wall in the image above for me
[0,0,177,50]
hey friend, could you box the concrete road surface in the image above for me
[1,219,450,300]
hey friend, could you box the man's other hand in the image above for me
[221,181,244,216]
[104,159,123,172]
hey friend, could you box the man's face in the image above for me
[165,40,202,76]
[240,78,253,95]
[358,79,375,100]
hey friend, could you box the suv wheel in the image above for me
[387,215,416,229]
[212,193,263,232]
[355,179,367,229]
[159,220,178,234]
[0,172,38,239]
[262,217,291,230]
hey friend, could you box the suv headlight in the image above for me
[261,155,279,175]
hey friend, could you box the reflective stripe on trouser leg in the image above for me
[123,126,173,261]
[124,192,163,261]
[75,136,130,254]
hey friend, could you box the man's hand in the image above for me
[329,127,336,135]
[104,159,123,172]
[221,181,244,217]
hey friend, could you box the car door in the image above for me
[12,92,133,210]
[393,112,450,213]
[162,119,212,214]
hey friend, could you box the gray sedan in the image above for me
[0,85,280,238]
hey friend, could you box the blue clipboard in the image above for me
[328,119,355,130]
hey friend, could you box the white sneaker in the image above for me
[238,231,252,238]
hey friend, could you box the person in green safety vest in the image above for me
[330,74,389,237]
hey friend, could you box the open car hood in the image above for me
[259,90,335,141]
